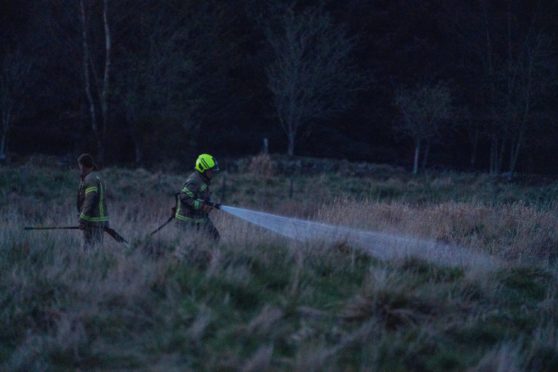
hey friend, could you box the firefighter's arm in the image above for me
[80,180,99,220]
[179,182,205,211]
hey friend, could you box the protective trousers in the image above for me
[83,226,104,249]
[178,218,220,241]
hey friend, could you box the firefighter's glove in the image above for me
[205,201,221,210]
[201,203,214,213]
[79,220,86,230]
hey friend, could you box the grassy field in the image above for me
[1,156,558,370]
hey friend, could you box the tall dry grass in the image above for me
[316,199,558,264]
[1,164,558,370]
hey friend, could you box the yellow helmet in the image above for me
[195,153,219,173]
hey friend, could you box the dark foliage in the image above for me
[1,0,558,173]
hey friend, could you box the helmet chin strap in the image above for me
[202,170,213,181]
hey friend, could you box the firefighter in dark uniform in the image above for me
[76,153,109,248]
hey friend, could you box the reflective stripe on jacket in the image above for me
[176,171,211,223]
[77,171,109,225]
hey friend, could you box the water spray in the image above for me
[219,205,497,268]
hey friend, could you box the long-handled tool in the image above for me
[23,226,78,230]
[149,193,180,237]
[103,227,129,244]
[149,210,176,236]
[149,197,221,237]
[24,226,129,245]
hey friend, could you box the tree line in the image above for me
[1,0,557,174]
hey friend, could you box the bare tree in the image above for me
[467,117,486,170]
[394,82,453,175]
[502,32,554,176]
[79,0,111,164]
[0,50,32,161]
[116,1,234,164]
[455,107,485,169]
[266,6,365,156]
[120,13,199,164]
[444,0,556,175]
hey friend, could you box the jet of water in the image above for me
[220,205,498,269]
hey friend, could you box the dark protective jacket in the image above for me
[175,170,211,223]
[77,171,109,226]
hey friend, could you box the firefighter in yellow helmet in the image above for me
[175,154,220,240]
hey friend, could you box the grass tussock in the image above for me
[1,163,558,369]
